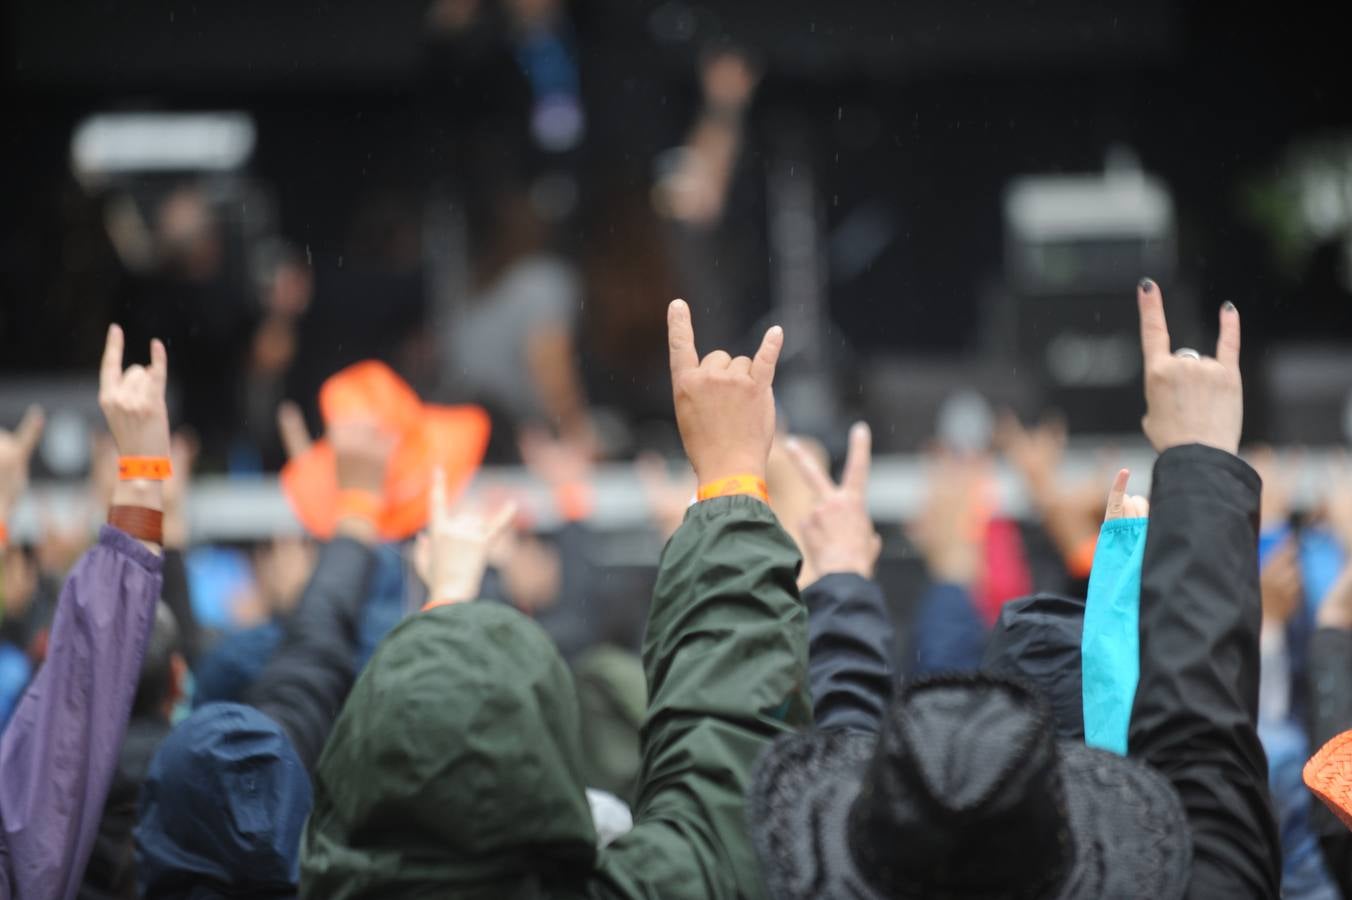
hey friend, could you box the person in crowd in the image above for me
[749,279,1281,898]
[444,185,593,452]
[300,299,809,897]
[132,419,395,897]
[0,325,171,900]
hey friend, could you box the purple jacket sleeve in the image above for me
[0,526,162,900]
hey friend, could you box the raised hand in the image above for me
[1104,469,1150,521]
[0,406,44,520]
[667,298,782,486]
[100,324,170,528]
[785,422,882,579]
[99,324,171,461]
[414,466,517,608]
[1137,279,1243,454]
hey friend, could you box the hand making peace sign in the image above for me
[784,421,882,580]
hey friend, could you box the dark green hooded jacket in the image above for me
[301,495,809,899]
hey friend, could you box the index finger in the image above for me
[15,405,45,458]
[100,324,125,391]
[1216,302,1241,373]
[1137,278,1171,362]
[667,299,699,377]
[1105,468,1130,521]
[841,421,872,494]
[785,436,834,498]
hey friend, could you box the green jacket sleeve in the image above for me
[591,495,810,900]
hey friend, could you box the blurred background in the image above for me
[4,0,1352,667]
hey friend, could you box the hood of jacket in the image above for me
[981,593,1085,740]
[135,702,310,897]
[301,601,597,899]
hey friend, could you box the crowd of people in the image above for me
[5,274,1352,898]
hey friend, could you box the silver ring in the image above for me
[1174,347,1201,360]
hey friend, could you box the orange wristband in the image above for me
[0,522,8,548]
[421,597,463,612]
[696,474,770,504]
[337,489,382,523]
[118,456,173,481]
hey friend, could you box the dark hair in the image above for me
[131,601,181,719]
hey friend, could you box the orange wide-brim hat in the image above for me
[281,360,491,541]
[1306,728,1352,832]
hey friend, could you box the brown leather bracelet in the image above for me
[108,505,164,545]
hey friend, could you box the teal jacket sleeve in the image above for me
[1082,516,1148,755]
[593,495,810,900]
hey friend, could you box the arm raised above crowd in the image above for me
[0,325,168,900]
[1125,281,1281,898]
[595,300,809,900]
[785,422,895,733]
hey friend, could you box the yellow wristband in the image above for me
[696,474,770,504]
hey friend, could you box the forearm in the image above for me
[804,573,894,732]
[1128,445,1279,897]
[0,526,162,900]
[109,479,163,556]
[630,495,808,898]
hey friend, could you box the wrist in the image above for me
[694,453,767,488]
[112,479,164,512]
[427,570,480,607]
[696,470,769,503]
[814,558,876,580]
[335,489,381,545]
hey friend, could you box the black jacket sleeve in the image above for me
[1308,626,1352,893]
[160,549,201,667]
[803,573,895,732]
[1128,445,1281,898]
[244,536,376,770]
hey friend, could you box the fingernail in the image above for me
[1223,301,1237,313]
[1138,277,1155,293]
